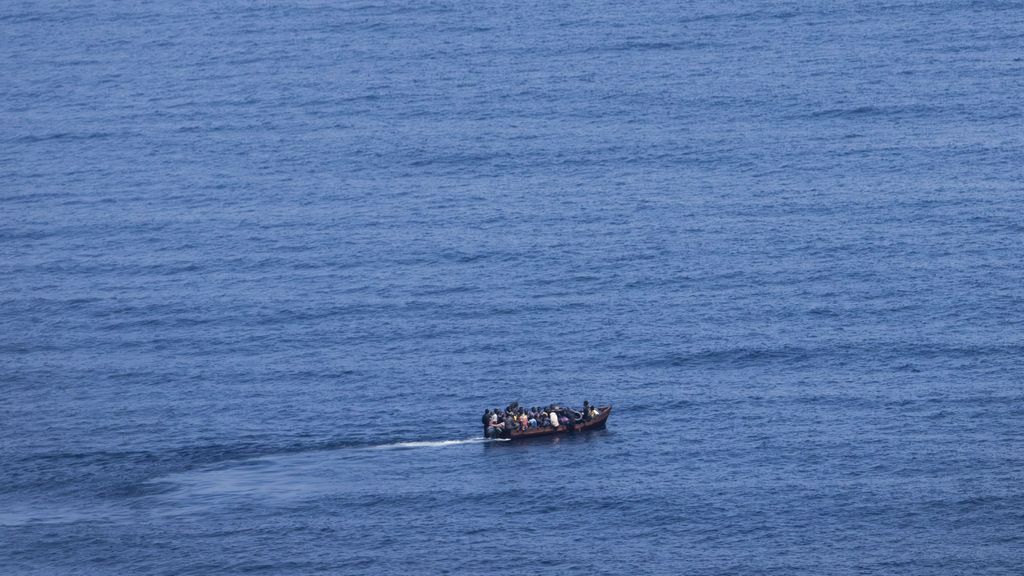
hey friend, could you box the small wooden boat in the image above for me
[497,405,612,440]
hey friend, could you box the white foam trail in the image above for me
[145,436,513,513]
[370,437,508,450]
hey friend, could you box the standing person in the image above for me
[549,409,560,429]
[482,409,491,436]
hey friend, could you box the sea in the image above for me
[2,1,1023,574]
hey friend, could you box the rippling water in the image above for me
[3,1,1023,574]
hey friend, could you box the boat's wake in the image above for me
[368,437,508,450]
[144,435,508,513]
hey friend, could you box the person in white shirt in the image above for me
[549,411,560,428]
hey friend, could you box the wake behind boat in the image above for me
[482,402,612,440]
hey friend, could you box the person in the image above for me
[582,401,592,421]
[549,410,560,429]
[482,409,491,435]
[562,408,578,429]
[518,411,529,431]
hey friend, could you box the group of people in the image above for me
[482,401,601,438]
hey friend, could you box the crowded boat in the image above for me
[481,400,604,439]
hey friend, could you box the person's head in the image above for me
[584,400,589,407]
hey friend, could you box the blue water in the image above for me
[3,1,1023,574]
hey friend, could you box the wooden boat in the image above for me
[498,405,612,440]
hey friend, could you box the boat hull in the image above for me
[495,406,612,440]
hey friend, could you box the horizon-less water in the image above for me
[3,1,1024,574]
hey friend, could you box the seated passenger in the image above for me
[549,411,560,428]
[567,408,580,423]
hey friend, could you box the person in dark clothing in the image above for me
[482,409,491,436]
[559,408,576,430]
[582,400,592,421]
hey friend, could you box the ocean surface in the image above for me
[3,1,1023,574]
